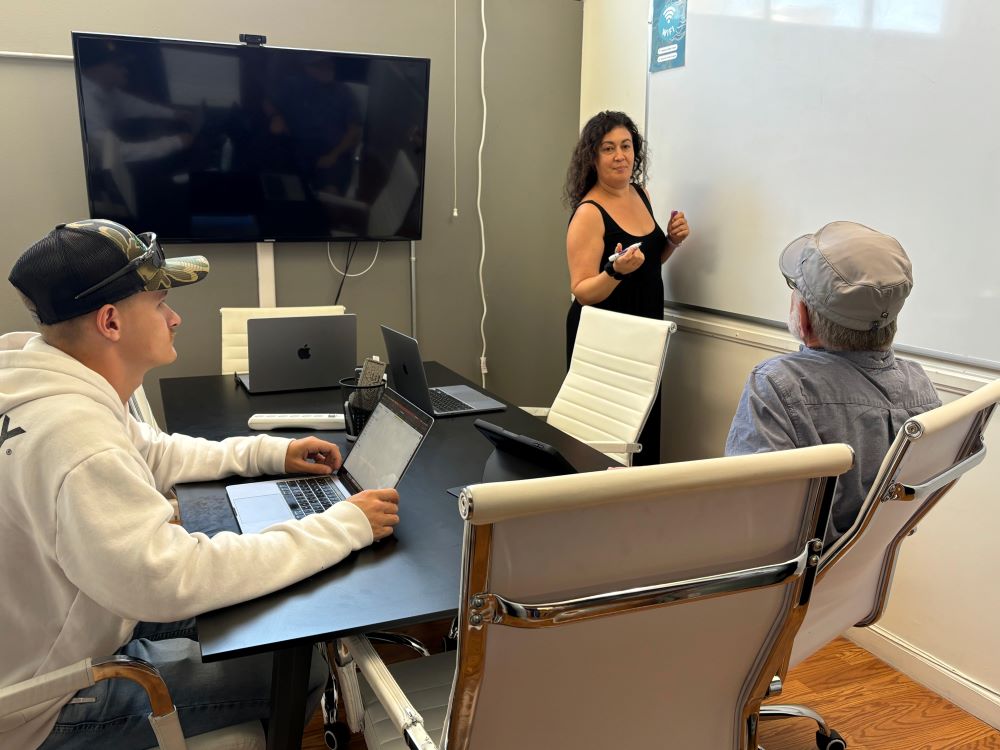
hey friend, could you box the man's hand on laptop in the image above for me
[285,437,342,474]
[350,489,401,541]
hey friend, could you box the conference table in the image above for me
[161,363,611,750]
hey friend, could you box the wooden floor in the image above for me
[301,637,1000,750]
[759,639,1000,749]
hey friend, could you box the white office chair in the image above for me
[338,443,854,749]
[128,384,161,431]
[526,306,675,466]
[219,305,346,375]
[0,655,264,750]
[760,378,1000,749]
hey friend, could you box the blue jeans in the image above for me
[37,619,328,750]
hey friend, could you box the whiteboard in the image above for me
[646,0,1000,366]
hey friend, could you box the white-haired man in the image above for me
[726,221,940,543]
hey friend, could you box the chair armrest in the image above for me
[333,641,366,734]
[884,442,987,502]
[585,440,642,454]
[1,656,186,750]
[332,632,431,734]
[519,406,550,418]
[0,659,95,719]
[342,636,438,749]
[366,632,431,656]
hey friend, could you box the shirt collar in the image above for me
[803,345,896,370]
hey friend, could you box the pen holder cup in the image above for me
[339,377,385,441]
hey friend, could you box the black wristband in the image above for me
[603,259,626,280]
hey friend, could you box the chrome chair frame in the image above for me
[345,445,855,750]
[759,380,1000,750]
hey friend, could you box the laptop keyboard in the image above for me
[429,388,471,413]
[278,477,348,519]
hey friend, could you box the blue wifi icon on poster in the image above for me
[651,0,688,73]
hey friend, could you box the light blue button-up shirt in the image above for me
[726,347,940,542]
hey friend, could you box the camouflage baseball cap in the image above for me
[9,219,209,324]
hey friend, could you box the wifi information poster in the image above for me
[650,0,687,72]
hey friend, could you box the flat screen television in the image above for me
[71,32,430,243]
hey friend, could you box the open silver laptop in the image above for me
[380,325,506,418]
[235,315,357,393]
[227,389,433,533]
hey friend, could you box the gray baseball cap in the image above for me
[779,221,912,332]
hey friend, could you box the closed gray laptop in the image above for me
[380,325,506,418]
[236,315,357,393]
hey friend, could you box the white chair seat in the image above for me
[359,652,453,750]
[144,721,265,750]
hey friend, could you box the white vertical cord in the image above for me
[452,0,459,218]
[477,0,489,388]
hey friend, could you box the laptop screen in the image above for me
[341,389,433,490]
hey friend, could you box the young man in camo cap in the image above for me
[0,219,399,749]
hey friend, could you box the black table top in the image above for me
[162,363,611,661]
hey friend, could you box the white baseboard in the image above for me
[848,625,1000,729]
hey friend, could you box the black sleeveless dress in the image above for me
[565,186,668,466]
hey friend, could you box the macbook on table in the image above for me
[227,388,433,534]
[235,315,357,393]
[380,325,506,418]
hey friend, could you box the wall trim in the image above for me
[848,626,1000,730]
[664,307,999,396]
[0,50,72,62]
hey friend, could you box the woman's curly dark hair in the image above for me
[563,111,647,209]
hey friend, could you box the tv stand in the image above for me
[256,242,276,306]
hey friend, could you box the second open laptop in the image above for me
[235,315,357,393]
[380,325,506,418]
[227,388,433,534]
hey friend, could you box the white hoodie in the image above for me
[0,333,373,749]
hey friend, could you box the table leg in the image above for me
[267,643,313,750]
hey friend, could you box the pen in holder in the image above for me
[339,377,385,441]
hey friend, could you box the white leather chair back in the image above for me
[547,306,675,465]
[128,385,160,431]
[789,378,1000,667]
[443,444,853,750]
[219,305,345,375]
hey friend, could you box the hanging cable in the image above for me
[332,241,359,305]
[452,0,460,218]
[327,241,381,277]
[476,0,489,388]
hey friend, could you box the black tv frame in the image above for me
[71,31,431,244]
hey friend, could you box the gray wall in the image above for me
[0,1,582,422]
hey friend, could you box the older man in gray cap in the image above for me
[725,221,940,543]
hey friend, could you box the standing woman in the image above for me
[564,111,690,466]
